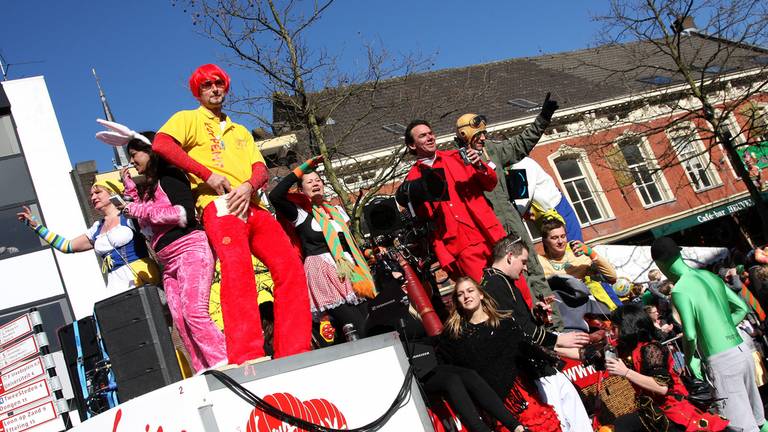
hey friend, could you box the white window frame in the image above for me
[666,123,722,192]
[615,134,674,208]
[547,146,614,227]
[716,112,746,179]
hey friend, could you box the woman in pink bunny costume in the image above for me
[97,121,227,372]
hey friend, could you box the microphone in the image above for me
[454,137,471,165]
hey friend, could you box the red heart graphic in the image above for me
[246,392,348,432]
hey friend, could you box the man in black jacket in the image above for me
[482,234,591,432]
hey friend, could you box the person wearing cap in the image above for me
[395,119,504,283]
[652,236,767,432]
[454,95,564,328]
[17,179,160,292]
[152,63,311,364]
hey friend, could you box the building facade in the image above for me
[0,76,107,338]
[268,30,768,250]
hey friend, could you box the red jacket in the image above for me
[405,150,506,268]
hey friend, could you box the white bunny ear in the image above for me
[96,118,133,137]
[96,130,130,147]
[95,118,152,146]
[133,134,152,146]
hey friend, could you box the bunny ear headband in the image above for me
[95,119,151,147]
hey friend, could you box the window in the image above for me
[507,98,541,110]
[0,204,46,258]
[749,105,768,147]
[554,156,605,224]
[0,157,36,208]
[637,75,673,86]
[618,137,672,206]
[0,116,21,158]
[0,113,46,261]
[736,104,768,169]
[668,127,721,191]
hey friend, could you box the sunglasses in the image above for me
[200,79,227,91]
[458,115,488,129]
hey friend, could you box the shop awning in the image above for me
[651,191,768,238]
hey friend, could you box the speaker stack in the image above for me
[94,285,181,402]
[58,316,110,418]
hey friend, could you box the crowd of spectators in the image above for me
[15,62,768,431]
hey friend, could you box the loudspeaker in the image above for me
[363,196,403,237]
[58,316,109,418]
[94,285,181,402]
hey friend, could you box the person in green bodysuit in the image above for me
[651,237,767,432]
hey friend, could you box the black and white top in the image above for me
[268,172,354,266]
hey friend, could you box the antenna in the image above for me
[92,68,129,167]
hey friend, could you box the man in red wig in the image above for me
[153,64,311,364]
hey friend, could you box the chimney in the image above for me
[672,16,698,35]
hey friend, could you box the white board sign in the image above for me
[0,317,33,349]
[0,401,63,432]
[0,359,46,394]
[0,337,39,372]
[0,379,52,416]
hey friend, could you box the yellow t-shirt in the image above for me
[158,106,266,212]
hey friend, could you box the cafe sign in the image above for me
[696,197,753,223]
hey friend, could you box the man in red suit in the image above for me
[396,120,506,282]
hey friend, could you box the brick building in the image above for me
[269,24,768,249]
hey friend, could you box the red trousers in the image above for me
[445,242,493,283]
[203,203,311,363]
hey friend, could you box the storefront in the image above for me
[649,192,768,248]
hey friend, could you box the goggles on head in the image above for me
[457,114,488,129]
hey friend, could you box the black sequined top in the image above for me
[438,318,524,398]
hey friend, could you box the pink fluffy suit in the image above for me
[123,175,226,371]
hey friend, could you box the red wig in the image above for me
[189,64,230,97]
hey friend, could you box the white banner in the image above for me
[0,359,46,394]
[0,337,39,372]
[0,317,33,349]
[0,379,52,417]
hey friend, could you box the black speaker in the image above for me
[363,196,403,237]
[94,285,181,402]
[58,316,109,418]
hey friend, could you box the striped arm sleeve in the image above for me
[32,224,74,253]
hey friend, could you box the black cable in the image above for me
[205,366,415,432]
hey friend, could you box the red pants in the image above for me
[446,242,493,283]
[203,203,310,363]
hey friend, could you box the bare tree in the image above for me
[176,0,432,240]
[573,0,768,239]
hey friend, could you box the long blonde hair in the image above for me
[445,277,509,338]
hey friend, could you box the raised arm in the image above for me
[17,207,93,253]
[120,168,139,202]
[493,93,557,166]
[123,176,193,227]
[268,172,300,221]
[267,156,323,222]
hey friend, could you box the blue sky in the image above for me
[1,1,606,171]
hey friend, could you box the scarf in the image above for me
[311,203,376,299]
